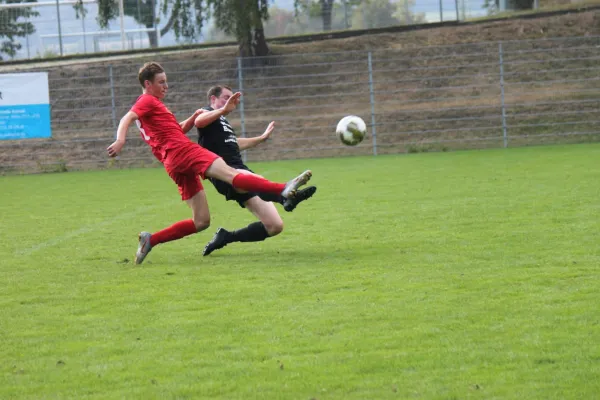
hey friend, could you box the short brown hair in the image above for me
[207,85,232,104]
[138,62,165,88]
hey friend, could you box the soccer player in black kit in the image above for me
[194,85,317,256]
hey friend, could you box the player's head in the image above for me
[138,62,168,99]
[208,85,233,109]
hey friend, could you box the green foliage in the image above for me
[294,0,360,31]
[291,0,424,32]
[94,0,159,46]
[350,0,426,29]
[96,0,270,55]
[351,0,400,29]
[0,0,39,59]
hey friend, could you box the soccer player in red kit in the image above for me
[106,62,312,264]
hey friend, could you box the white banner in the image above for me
[0,72,51,140]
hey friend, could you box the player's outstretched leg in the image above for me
[208,158,312,199]
[283,186,317,212]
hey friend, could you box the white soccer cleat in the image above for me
[281,170,312,199]
[135,231,152,265]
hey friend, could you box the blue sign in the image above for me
[0,72,52,140]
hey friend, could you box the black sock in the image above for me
[258,193,285,205]
[230,222,270,243]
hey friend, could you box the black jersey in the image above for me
[197,106,244,167]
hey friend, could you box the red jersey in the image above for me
[131,93,192,162]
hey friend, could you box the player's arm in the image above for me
[237,121,275,151]
[180,109,204,133]
[107,111,138,157]
[194,92,242,129]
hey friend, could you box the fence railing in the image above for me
[0,0,509,61]
[0,35,598,173]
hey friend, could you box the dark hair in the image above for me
[138,62,165,88]
[207,85,232,104]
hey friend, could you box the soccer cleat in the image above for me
[283,186,317,212]
[135,231,152,265]
[203,228,232,256]
[281,170,312,199]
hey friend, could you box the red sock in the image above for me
[232,173,286,195]
[150,219,197,247]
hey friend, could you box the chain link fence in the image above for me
[0,35,598,173]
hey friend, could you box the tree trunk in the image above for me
[237,1,269,61]
[146,30,158,48]
[160,11,176,37]
[494,0,535,10]
[250,26,269,57]
[146,0,158,48]
[321,0,334,31]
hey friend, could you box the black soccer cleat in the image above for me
[283,186,317,212]
[203,228,232,256]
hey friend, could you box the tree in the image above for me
[319,0,334,31]
[262,6,295,37]
[294,0,361,32]
[0,0,38,60]
[351,0,400,29]
[392,0,426,25]
[97,0,271,57]
[211,0,269,58]
[93,0,161,48]
[125,0,158,47]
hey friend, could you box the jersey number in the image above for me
[136,120,150,141]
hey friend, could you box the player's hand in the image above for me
[193,108,205,117]
[260,121,275,141]
[107,139,125,157]
[222,92,241,115]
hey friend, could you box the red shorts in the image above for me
[163,143,220,201]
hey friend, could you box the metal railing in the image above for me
[0,35,598,172]
[0,0,506,61]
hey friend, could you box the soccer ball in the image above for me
[336,115,367,146]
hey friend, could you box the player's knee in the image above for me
[265,219,284,236]
[194,216,210,232]
[207,159,237,184]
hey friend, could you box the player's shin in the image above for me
[231,173,285,195]
[150,219,198,247]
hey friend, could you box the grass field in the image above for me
[1,144,599,399]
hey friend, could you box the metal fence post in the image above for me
[342,0,349,28]
[498,42,508,148]
[26,25,30,58]
[81,11,87,53]
[109,65,117,138]
[455,0,460,21]
[237,57,247,163]
[368,52,377,156]
[55,0,63,56]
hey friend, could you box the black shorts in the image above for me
[209,164,258,208]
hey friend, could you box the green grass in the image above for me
[1,144,599,399]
